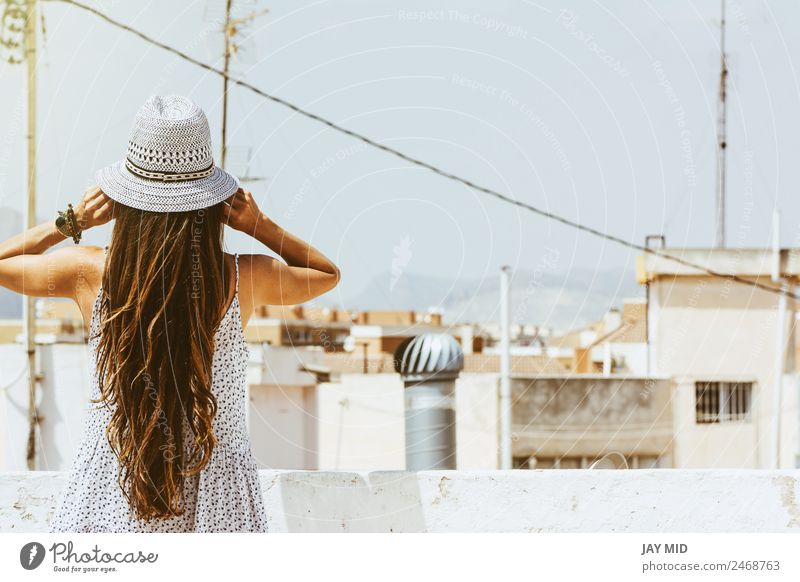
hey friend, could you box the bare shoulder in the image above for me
[42,245,106,316]
[235,253,277,273]
[229,253,273,323]
[44,244,105,273]
[235,253,282,292]
[64,245,106,295]
[53,244,105,260]
[233,253,278,296]
[62,244,106,275]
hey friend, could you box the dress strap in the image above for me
[234,253,239,295]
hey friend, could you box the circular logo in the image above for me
[19,542,45,570]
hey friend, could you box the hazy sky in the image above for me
[1,0,799,309]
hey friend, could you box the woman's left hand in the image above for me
[73,186,114,230]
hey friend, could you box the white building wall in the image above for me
[671,377,759,468]
[0,343,34,471]
[0,343,93,472]
[314,373,500,471]
[316,374,405,470]
[0,344,326,472]
[589,342,648,375]
[454,373,499,469]
[780,374,800,469]
[249,384,318,470]
[247,345,324,470]
[649,278,798,468]
[1,345,500,472]
[610,342,648,375]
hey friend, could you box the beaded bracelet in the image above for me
[55,203,82,244]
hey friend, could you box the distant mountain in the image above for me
[336,267,642,329]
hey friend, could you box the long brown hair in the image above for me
[94,201,231,520]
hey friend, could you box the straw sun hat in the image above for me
[96,95,239,213]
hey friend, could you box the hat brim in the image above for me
[96,160,240,213]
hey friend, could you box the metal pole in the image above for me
[771,209,785,468]
[715,0,728,248]
[24,0,38,470]
[645,280,651,376]
[644,235,666,377]
[220,0,234,169]
[499,265,512,469]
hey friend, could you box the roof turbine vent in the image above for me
[394,334,463,471]
[394,333,464,381]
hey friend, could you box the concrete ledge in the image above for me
[2,470,800,532]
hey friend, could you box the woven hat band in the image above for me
[125,158,215,182]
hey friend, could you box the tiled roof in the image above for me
[321,352,567,375]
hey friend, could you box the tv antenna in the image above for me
[227,145,267,184]
[218,0,269,170]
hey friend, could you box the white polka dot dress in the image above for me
[49,253,268,532]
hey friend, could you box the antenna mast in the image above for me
[3,0,40,469]
[219,0,268,171]
[220,0,233,170]
[715,0,728,248]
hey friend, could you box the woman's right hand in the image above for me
[74,186,114,230]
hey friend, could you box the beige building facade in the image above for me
[640,248,800,469]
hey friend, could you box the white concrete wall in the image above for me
[3,469,800,533]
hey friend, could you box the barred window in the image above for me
[695,381,752,424]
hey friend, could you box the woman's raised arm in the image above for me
[223,188,340,307]
[0,186,113,299]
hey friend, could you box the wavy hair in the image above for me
[94,201,229,520]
